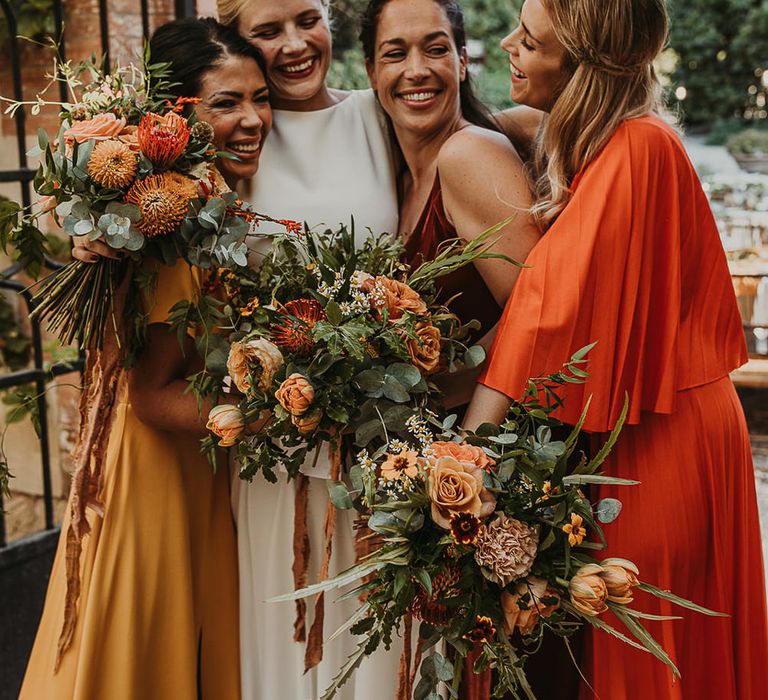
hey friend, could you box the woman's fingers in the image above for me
[72,236,122,262]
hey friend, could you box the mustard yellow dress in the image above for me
[20,262,240,700]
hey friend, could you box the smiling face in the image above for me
[235,0,332,111]
[196,54,272,188]
[366,0,467,140]
[500,0,569,112]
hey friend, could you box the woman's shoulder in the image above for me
[438,124,522,173]
[605,114,688,165]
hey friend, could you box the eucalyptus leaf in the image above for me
[596,498,623,523]
[463,344,486,369]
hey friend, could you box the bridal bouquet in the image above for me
[273,350,721,699]
[0,50,293,352]
[200,223,506,482]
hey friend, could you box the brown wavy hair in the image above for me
[532,0,669,227]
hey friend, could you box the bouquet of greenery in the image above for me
[0,49,294,351]
[272,350,722,699]
[200,223,509,482]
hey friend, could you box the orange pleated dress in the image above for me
[19,262,241,700]
[479,115,768,699]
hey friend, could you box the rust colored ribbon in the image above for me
[56,270,132,670]
[459,647,491,700]
[396,613,414,700]
[304,437,342,672]
[292,473,311,642]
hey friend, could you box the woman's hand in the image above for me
[72,236,122,263]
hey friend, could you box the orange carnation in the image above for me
[373,277,428,320]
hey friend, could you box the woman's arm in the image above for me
[438,125,541,314]
[128,324,214,434]
[462,383,513,431]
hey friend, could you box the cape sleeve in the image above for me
[143,259,204,330]
[478,117,745,432]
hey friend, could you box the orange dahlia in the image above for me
[87,139,137,189]
[411,566,461,627]
[125,173,191,238]
[138,111,190,168]
[270,299,327,356]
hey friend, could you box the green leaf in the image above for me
[382,375,409,403]
[328,480,354,510]
[463,344,486,369]
[636,583,726,617]
[325,299,343,325]
[387,362,421,389]
[562,474,639,486]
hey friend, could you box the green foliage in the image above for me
[0,0,56,46]
[668,0,768,126]
[726,128,768,156]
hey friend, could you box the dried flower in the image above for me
[292,409,322,434]
[64,112,126,145]
[599,558,640,604]
[562,513,587,547]
[449,512,481,545]
[411,566,460,626]
[68,104,90,121]
[270,298,327,355]
[569,564,609,616]
[275,373,315,416]
[427,455,496,529]
[501,578,561,635]
[138,111,190,168]
[430,441,495,472]
[381,450,420,482]
[239,297,260,317]
[227,338,284,394]
[190,120,215,143]
[206,404,245,447]
[87,139,137,189]
[404,321,441,374]
[464,615,496,644]
[125,173,192,238]
[474,513,540,587]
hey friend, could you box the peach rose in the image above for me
[501,578,561,636]
[275,373,315,416]
[206,404,245,447]
[569,564,609,616]
[117,124,140,151]
[227,338,284,394]
[430,441,496,472]
[64,112,127,145]
[599,558,640,605]
[374,277,428,320]
[405,321,441,373]
[291,409,322,434]
[427,455,496,529]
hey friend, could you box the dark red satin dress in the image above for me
[403,173,500,699]
[403,173,501,339]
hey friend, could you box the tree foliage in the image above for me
[668,0,768,126]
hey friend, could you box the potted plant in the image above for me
[727,129,768,174]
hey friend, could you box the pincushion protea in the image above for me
[270,299,327,356]
[411,566,461,627]
[125,172,192,238]
[138,111,190,168]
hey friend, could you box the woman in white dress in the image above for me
[216,1,402,698]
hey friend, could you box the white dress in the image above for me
[233,89,403,700]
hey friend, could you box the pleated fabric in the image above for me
[20,262,241,700]
[480,115,768,698]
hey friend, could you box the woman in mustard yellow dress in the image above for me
[20,18,273,699]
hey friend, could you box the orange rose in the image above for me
[275,373,315,416]
[374,277,428,320]
[427,455,496,529]
[206,404,245,447]
[404,321,441,373]
[117,124,140,151]
[430,441,496,472]
[501,578,561,636]
[227,338,284,394]
[291,409,322,434]
[64,112,127,145]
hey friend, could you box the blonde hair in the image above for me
[532,0,669,228]
[216,0,329,28]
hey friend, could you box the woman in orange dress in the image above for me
[20,19,272,699]
[463,0,768,698]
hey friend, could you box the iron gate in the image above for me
[0,2,196,696]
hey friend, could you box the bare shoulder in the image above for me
[494,106,544,144]
[438,125,523,181]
